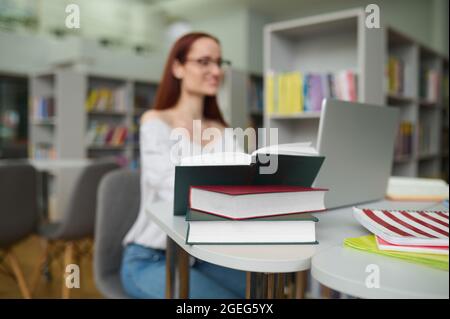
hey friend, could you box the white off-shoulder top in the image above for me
[123,118,241,250]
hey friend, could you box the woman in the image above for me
[121,32,246,299]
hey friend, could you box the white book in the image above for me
[186,220,317,245]
[387,176,449,201]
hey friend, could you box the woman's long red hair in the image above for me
[152,32,228,126]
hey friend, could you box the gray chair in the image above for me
[33,160,119,298]
[94,169,140,299]
[0,162,39,298]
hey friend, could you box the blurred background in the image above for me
[0,0,448,299]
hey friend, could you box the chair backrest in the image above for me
[56,160,119,240]
[94,169,140,297]
[0,162,38,249]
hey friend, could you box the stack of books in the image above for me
[348,207,449,270]
[173,142,328,245]
[185,185,327,245]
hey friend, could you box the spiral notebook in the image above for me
[353,207,449,246]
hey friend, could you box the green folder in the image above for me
[344,235,449,271]
[174,154,325,215]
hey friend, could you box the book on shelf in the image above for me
[353,206,449,246]
[418,121,433,156]
[86,122,128,147]
[32,145,56,160]
[174,142,325,215]
[189,185,327,220]
[265,70,357,116]
[394,121,413,159]
[420,68,441,103]
[387,176,449,201]
[375,235,448,255]
[386,56,414,97]
[185,208,318,245]
[85,87,127,113]
[32,97,55,120]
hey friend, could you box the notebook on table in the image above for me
[353,207,449,246]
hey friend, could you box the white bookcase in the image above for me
[219,68,265,152]
[264,8,384,147]
[264,8,448,179]
[386,29,448,179]
[29,69,159,168]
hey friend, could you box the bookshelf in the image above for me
[387,30,447,179]
[264,8,384,147]
[263,8,448,179]
[30,69,159,168]
[0,73,28,159]
[130,80,158,169]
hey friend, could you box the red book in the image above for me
[189,185,328,220]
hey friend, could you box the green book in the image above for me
[185,209,319,245]
[174,149,325,216]
[186,208,319,222]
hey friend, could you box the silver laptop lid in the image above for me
[314,99,400,209]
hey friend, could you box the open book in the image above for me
[180,142,318,166]
[174,142,325,215]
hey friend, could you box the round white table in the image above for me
[311,245,449,299]
[146,199,444,298]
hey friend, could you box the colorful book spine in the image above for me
[264,70,358,115]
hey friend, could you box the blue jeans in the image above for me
[121,243,246,299]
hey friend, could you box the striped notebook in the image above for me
[353,207,449,246]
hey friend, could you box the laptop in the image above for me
[313,99,400,209]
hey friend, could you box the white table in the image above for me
[146,199,444,298]
[311,245,449,299]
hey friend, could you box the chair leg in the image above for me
[62,242,74,299]
[30,239,49,295]
[6,252,31,299]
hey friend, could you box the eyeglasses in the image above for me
[185,57,231,69]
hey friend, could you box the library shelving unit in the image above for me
[264,8,384,147]
[263,8,449,178]
[30,70,86,160]
[0,72,28,159]
[29,70,158,220]
[218,68,266,153]
[30,69,159,168]
[386,29,448,179]
[218,68,249,131]
[247,73,264,152]
[130,80,158,169]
